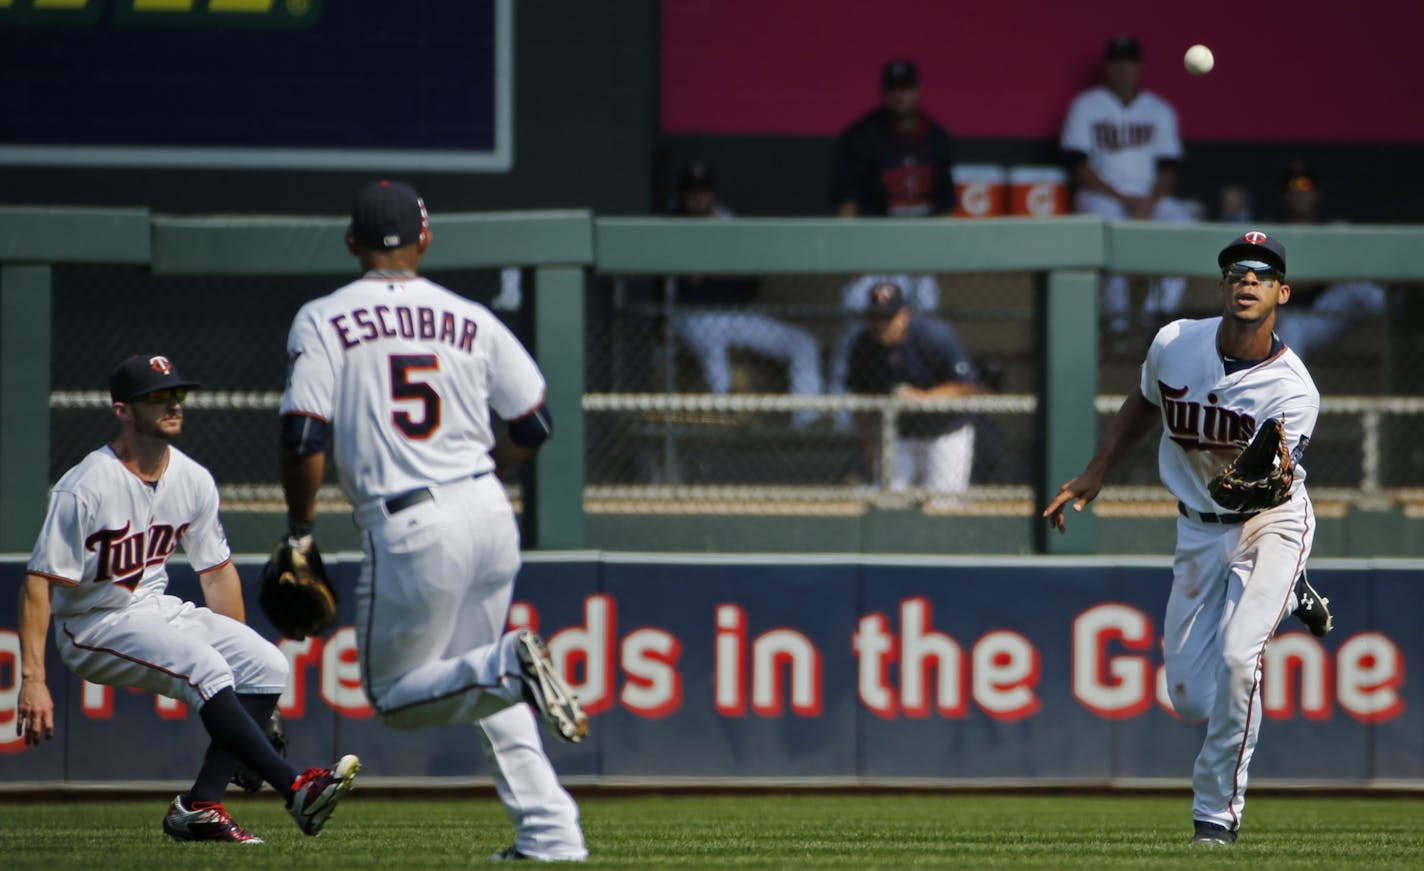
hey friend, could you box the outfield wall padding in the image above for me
[1,555,1418,787]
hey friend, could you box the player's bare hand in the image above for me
[17,679,55,746]
[1042,473,1104,534]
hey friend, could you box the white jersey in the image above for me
[1140,318,1319,513]
[27,445,232,619]
[281,274,547,505]
[1060,86,1183,197]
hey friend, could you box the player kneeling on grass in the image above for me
[16,354,359,844]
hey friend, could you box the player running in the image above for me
[17,354,359,843]
[1043,231,1333,846]
[277,180,588,861]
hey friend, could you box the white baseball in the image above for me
[1184,44,1214,76]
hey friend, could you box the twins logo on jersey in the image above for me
[1090,122,1156,151]
[85,520,189,589]
[1158,381,1255,452]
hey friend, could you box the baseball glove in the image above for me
[1207,417,1294,512]
[231,708,287,793]
[258,535,336,640]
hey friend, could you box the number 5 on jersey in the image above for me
[390,354,440,438]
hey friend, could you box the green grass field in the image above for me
[3,793,1421,870]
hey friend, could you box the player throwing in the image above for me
[278,180,589,861]
[1043,231,1334,845]
[17,354,359,843]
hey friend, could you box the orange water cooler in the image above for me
[951,164,1007,218]
[1008,166,1069,216]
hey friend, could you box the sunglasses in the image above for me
[1223,263,1283,283]
[135,389,188,405]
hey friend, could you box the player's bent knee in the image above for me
[249,641,291,689]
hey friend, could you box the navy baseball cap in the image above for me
[349,180,428,251]
[1218,230,1287,275]
[865,282,907,317]
[881,59,919,89]
[1104,35,1141,62]
[678,161,717,193]
[109,354,200,403]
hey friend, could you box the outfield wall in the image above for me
[0,555,1418,788]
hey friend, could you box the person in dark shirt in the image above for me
[830,59,957,217]
[666,162,824,426]
[1271,161,1387,359]
[847,282,980,504]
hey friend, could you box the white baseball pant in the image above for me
[890,424,976,505]
[353,472,585,860]
[1162,497,1315,830]
[1075,189,1195,334]
[56,594,288,709]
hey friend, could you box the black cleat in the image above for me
[1190,820,1237,846]
[1294,571,1334,637]
[514,630,589,743]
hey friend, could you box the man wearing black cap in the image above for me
[1272,161,1388,358]
[18,354,360,842]
[1045,232,1334,846]
[846,281,982,504]
[830,58,957,217]
[1060,35,1195,338]
[278,180,589,861]
[665,161,825,427]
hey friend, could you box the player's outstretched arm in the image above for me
[16,574,56,745]
[1042,388,1159,533]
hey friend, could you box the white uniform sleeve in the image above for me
[182,470,233,573]
[1153,99,1183,160]
[1139,335,1164,406]
[1059,92,1093,153]
[26,488,89,585]
[486,316,547,419]
[279,304,337,420]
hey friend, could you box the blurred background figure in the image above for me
[1272,161,1389,359]
[1060,35,1195,340]
[830,59,957,217]
[665,161,824,427]
[828,272,941,430]
[1216,184,1253,222]
[846,282,982,507]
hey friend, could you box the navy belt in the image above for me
[1178,501,1258,525]
[384,471,492,515]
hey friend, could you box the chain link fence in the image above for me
[49,264,521,512]
[585,267,1424,516]
[46,263,1424,520]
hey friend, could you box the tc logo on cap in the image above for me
[1244,231,1268,244]
[149,355,173,375]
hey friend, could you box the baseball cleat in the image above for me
[162,794,263,843]
[1294,571,1334,637]
[491,845,530,861]
[286,753,360,836]
[514,630,589,743]
[1190,820,1237,846]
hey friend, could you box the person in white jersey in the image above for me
[278,180,589,862]
[1043,231,1335,846]
[1060,35,1196,340]
[17,354,359,843]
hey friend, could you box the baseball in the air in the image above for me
[1184,44,1215,76]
